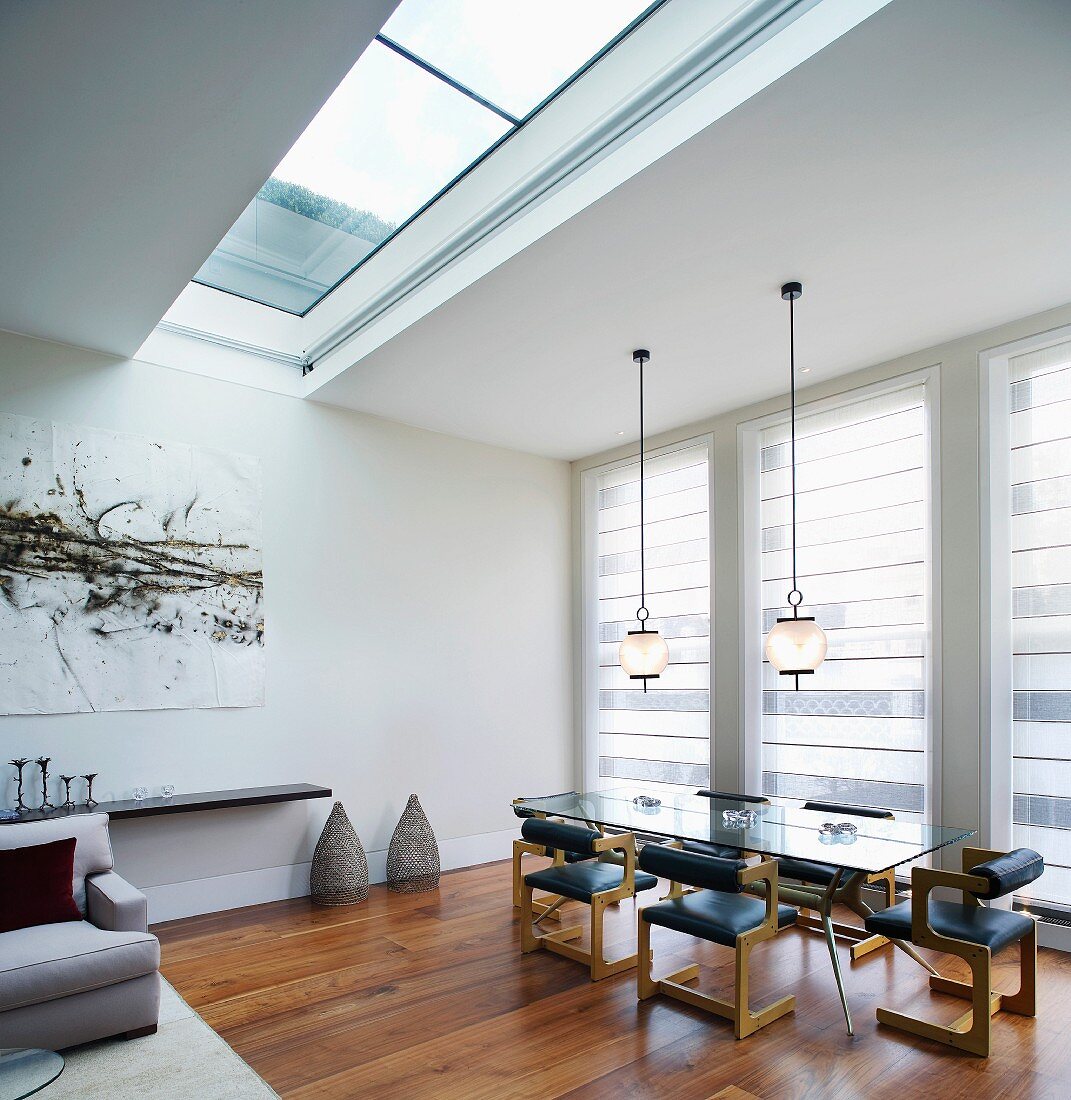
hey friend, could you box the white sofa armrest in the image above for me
[86,871,148,933]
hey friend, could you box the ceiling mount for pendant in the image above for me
[618,347,669,692]
[764,281,828,689]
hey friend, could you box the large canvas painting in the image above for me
[0,414,264,714]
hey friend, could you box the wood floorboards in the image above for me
[155,859,1071,1099]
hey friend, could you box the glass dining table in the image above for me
[513,788,976,1034]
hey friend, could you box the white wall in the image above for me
[572,300,1071,866]
[0,329,573,921]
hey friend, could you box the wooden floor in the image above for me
[155,860,1070,1099]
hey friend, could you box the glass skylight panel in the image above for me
[194,40,508,314]
[193,0,660,314]
[381,0,653,121]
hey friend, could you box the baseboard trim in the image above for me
[145,826,518,923]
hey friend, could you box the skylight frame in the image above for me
[191,0,669,318]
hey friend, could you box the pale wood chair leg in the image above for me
[637,914,657,999]
[520,882,538,953]
[734,939,752,1039]
[589,894,641,981]
[878,946,995,1057]
[512,843,523,908]
[589,895,605,980]
[1002,920,1037,1016]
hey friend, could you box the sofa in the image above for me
[0,813,161,1049]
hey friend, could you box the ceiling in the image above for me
[312,0,1071,459]
[0,0,396,357]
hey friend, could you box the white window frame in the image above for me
[738,368,942,823]
[980,323,1071,945]
[580,433,715,793]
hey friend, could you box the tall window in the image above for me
[756,382,933,823]
[589,440,710,794]
[1010,340,1071,911]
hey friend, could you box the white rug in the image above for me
[48,980,277,1099]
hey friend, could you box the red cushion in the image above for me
[0,836,83,933]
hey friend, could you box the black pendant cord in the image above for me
[637,353,649,692]
[789,291,798,621]
[638,354,646,624]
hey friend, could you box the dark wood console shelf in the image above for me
[1,783,332,823]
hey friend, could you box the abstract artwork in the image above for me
[0,414,264,714]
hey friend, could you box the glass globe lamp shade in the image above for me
[619,629,670,679]
[765,617,828,674]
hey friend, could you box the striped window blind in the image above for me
[758,384,931,823]
[1010,340,1071,910]
[595,441,710,793]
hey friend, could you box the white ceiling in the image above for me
[312,0,1071,460]
[0,0,396,357]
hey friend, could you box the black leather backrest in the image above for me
[639,843,745,892]
[696,789,769,805]
[802,800,894,820]
[521,817,601,856]
[512,792,579,819]
[967,848,1044,900]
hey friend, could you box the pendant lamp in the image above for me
[764,283,827,688]
[618,349,669,691]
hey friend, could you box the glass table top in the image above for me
[0,1049,64,1100]
[514,789,975,875]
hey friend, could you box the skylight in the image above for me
[192,0,658,315]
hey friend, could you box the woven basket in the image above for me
[386,794,440,893]
[310,801,369,906]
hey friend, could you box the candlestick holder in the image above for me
[60,775,76,809]
[36,756,55,811]
[8,758,30,813]
[82,773,99,808]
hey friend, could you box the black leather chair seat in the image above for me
[865,900,1035,955]
[682,839,743,860]
[525,862,658,904]
[642,891,797,948]
[776,857,840,885]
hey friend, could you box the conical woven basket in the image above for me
[386,794,440,893]
[310,801,369,906]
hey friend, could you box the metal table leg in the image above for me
[773,873,855,1035]
[818,869,853,1035]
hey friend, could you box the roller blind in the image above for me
[1010,340,1071,910]
[758,384,931,823]
[594,441,710,793]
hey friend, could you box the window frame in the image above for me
[981,323,1071,935]
[738,367,942,821]
[580,432,715,793]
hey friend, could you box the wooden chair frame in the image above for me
[511,801,585,922]
[520,831,644,981]
[874,846,1037,1057]
[638,859,796,1039]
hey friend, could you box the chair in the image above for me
[519,818,658,980]
[776,800,899,962]
[682,790,769,860]
[0,813,161,1049]
[510,793,593,916]
[636,844,798,1038]
[864,846,1043,1057]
